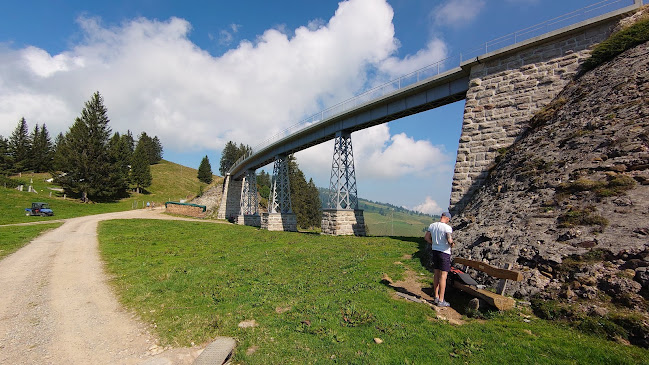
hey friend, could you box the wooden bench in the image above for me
[452,257,523,310]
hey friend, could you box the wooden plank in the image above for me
[453,281,515,311]
[454,257,523,281]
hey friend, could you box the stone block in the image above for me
[321,209,366,236]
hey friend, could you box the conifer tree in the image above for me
[287,155,322,229]
[0,135,12,175]
[136,132,163,165]
[131,139,152,193]
[51,132,66,172]
[219,141,239,176]
[55,92,115,202]
[29,124,53,172]
[197,155,213,184]
[8,118,31,172]
[106,132,132,196]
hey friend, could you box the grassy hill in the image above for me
[319,189,438,237]
[0,160,220,225]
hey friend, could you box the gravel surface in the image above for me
[0,209,214,364]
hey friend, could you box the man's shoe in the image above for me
[438,300,450,307]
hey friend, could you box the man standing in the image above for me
[424,212,454,307]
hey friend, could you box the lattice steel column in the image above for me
[239,169,259,215]
[269,155,292,213]
[328,131,358,210]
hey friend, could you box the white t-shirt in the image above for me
[428,221,453,254]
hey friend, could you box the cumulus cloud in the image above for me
[412,196,443,215]
[0,0,453,190]
[295,124,453,184]
[432,0,486,27]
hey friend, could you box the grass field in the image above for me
[0,160,219,225]
[0,223,63,260]
[364,211,432,237]
[99,219,649,364]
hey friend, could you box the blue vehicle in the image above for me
[25,202,54,216]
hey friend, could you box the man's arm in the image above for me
[446,232,454,247]
[424,230,432,244]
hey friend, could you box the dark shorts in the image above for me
[432,250,451,272]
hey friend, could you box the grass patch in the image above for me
[556,174,636,198]
[0,223,63,260]
[99,220,649,363]
[557,206,608,228]
[580,15,649,74]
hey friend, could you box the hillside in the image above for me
[318,188,438,236]
[450,36,649,345]
[0,159,219,224]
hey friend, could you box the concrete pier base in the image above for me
[261,212,297,232]
[236,214,261,227]
[321,209,366,236]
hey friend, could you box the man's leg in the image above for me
[433,269,441,300]
[438,270,448,302]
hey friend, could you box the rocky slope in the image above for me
[450,37,649,326]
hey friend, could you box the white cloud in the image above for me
[0,0,453,191]
[412,196,443,215]
[218,23,241,46]
[432,0,486,27]
[295,124,453,183]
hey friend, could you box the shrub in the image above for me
[580,16,649,74]
[558,206,608,228]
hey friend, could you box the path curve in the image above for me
[0,209,223,364]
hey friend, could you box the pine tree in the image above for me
[136,132,163,165]
[287,155,322,229]
[0,135,12,175]
[131,139,152,193]
[51,132,66,171]
[152,136,163,163]
[106,132,132,196]
[197,155,213,184]
[55,91,116,202]
[219,141,239,176]
[29,124,53,172]
[8,118,31,172]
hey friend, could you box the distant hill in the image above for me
[318,188,438,237]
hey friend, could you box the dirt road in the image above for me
[0,209,213,364]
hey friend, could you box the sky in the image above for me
[0,0,631,214]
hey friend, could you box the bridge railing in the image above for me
[228,0,638,175]
[460,0,636,61]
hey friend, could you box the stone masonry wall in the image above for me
[216,175,242,221]
[450,18,619,214]
[165,203,206,218]
[321,209,366,236]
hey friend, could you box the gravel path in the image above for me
[0,209,219,364]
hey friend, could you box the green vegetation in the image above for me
[557,206,608,228]
[557,174,636,198]
[0,223,63,260]
[363,210,434,237]
[581,14,649,74]
[99,219,649,363]
[197,155,213,184]
[0,160,216,225]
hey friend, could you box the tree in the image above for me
[197,155,213,184]
[0,135,12,175]
[136,132,163,165]
[55,92,116,202]
[29,124,53,172]
[106,132,133,196]
[51,132,66,171]
[219,141,239,176]
[287,155,321,229]
[219,141,252,176]
[8,118,31,172]
[131,138,152,193]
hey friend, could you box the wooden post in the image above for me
[495,263,513,295]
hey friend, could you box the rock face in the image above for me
[451,40,649,306]
[190,184,223,218]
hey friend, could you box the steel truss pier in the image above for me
[262,155,297,231]
[322,131,365,236]
[237,169,261,227]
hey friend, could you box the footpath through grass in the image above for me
[98,220,648,364]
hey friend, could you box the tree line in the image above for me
[0,91,163,202]
[218,141,321,229]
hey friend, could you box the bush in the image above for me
[580,16,649,74]
[0,175,27,189]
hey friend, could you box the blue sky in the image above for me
[0,0,630,213]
